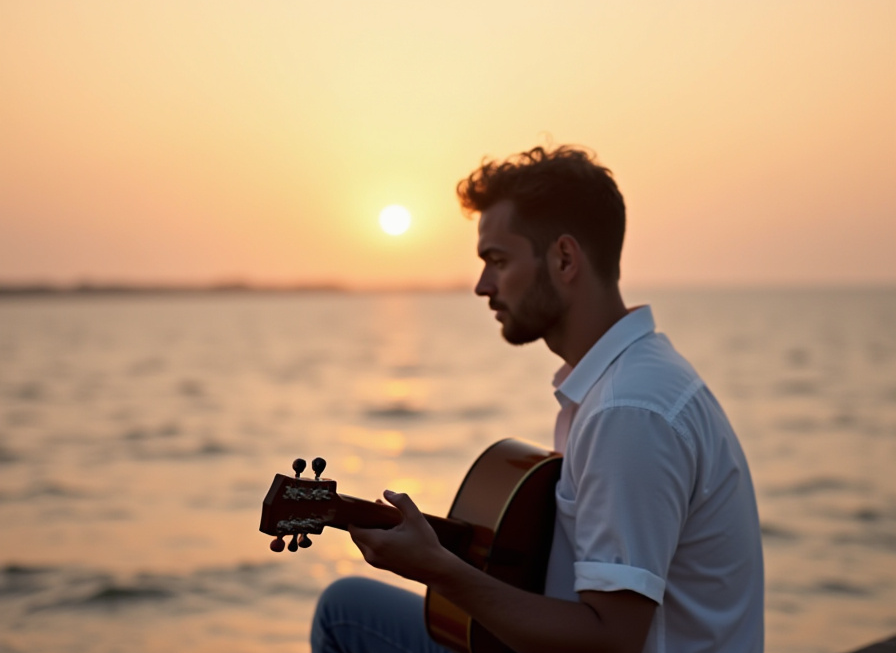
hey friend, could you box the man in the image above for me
[312,146,764,652]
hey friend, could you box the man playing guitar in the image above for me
[309,146,764,653]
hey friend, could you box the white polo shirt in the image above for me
[543,306,764,652]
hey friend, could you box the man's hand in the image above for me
[348,490,454,584]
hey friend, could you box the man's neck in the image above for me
[544,284,628,368]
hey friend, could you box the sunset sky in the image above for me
[1,1,894,290]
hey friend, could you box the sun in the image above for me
[378,205,412,236]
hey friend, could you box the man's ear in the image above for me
[550,235,584,282]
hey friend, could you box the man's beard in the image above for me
[495,265,564,345]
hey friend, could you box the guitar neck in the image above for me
[260,473,484,559]
[330,494,475,553]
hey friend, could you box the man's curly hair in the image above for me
[457,145,625,282]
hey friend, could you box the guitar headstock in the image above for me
[260,457,338,552]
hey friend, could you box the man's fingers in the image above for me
[383,489,421,519]
[348,525,376,555]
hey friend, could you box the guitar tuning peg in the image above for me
[270,536,285,553]
[288,533,300,552]
[292,458,307,478]
[299,533,312,548]
[312,457,327,480]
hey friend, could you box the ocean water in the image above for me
[1,288,894,653]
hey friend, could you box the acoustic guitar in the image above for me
[259,438,562,653]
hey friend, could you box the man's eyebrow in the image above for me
[477,246,506,260]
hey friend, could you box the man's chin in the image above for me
[500,324,540,346]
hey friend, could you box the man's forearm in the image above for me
[425,548,651,653]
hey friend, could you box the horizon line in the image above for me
[1,279,895,297]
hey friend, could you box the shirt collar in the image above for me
[554,305,656,407]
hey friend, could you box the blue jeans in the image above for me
[311,577,455,653]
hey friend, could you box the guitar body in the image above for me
[425,439,562,653]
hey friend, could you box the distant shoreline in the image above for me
[0,282,475,297]
[0,283,344,295]
[1,282,894,299]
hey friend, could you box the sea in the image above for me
[1,287,894,653]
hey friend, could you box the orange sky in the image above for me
[1,1,894,290]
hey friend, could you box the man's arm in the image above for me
[349,490,656,653]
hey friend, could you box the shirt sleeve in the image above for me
[559,405,696,603]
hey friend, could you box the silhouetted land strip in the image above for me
[0,282,472,298]
[3,282,892,300]
[0,283,347,297]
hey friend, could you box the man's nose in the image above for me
[474,270,493,297]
